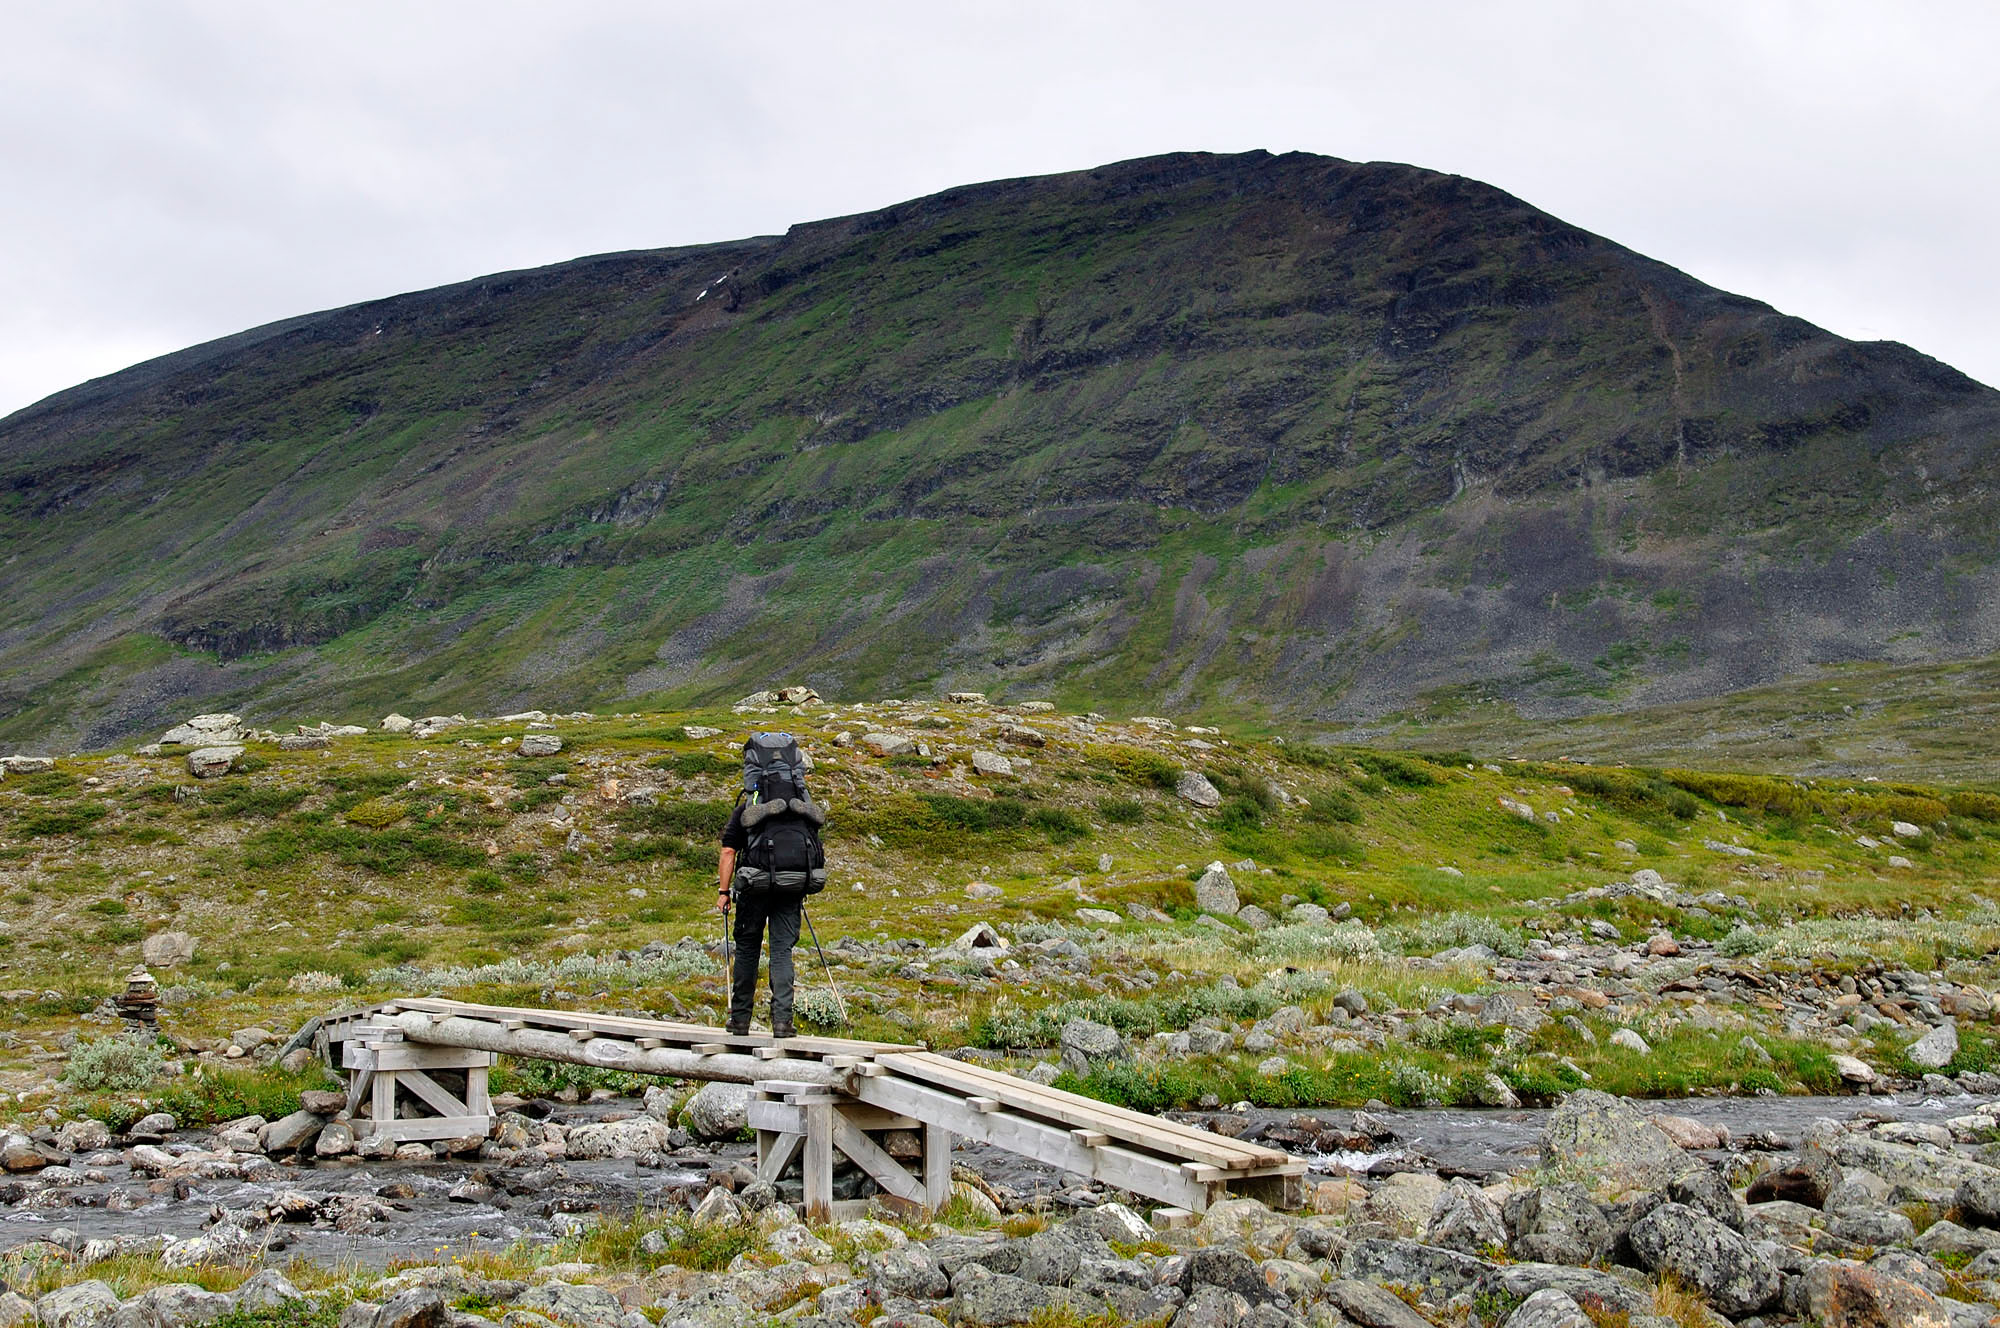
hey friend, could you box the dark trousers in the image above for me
[729,889,802,1026]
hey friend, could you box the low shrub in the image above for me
[1947,790,2000,822]
[1095,797,1145,824]
[1087,744,1180,790]
[65,1033,166,1091]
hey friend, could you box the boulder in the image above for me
[368,1289,449,1328]
[564,1117,672,1158]
[118,1284,233,1328]
[313,1120,355,1158]
[1177,771,1222,808]
[1822,1131,2000,1203]
[127,1112,176,1141]
[0,756,55,774]
[1422,1177,1507,1255]
[681,1081,753,1140]
[1059,1018,1126,1077]
[1475,1264,1653,1318]
[1803,1260,1949,1328]
[1831,1053,1878,1084]
[232,1272,305,1312]
[275,734,328,751]
[517,733,563,758]
[140,932,196,967]
[1341,1238,1492,1300]
[1540,1089,1694,1197]
[1,1133,50,1172]
[1504,1184,1612,1266]
[36,1282,122,1328]
[1322,1279,1431,1328]
[186,746,242,778]
[511,1284,622,1328]
[160,714,243,745]
[1958,1171,2000,1227]
[862,732,915,756]
[161,1224,260,1269]
[1193,862,1240,916]
[862,1243,950,1300]
[0,1292,34,1328]
[1364,1172,1447,1235]
[1649,1114,1725,1151]
[1501,1290,1591,1328]
[1627,1201,1782,1316]
[1669,1166,1744,1231]
[950,1266,1101,1327]
[55,1118,111,1153]
[259,1110,325,1155]
[1908,1022,1960,1071]
[379,714,414,733]
[970,751,1014,777]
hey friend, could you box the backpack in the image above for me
[736,732,827,894]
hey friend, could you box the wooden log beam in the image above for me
[371,1011,851,1089]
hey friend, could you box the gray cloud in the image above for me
[3,0,1995,419]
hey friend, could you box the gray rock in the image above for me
[1322,1280,1430,1328]
[114,1285,233,1328]
[565,1116,672,1158]
[1825,1205,1919,1247]
[1423,1178,1507,1256]
[518,734,563,758]
[1475,1265,1653,1318]
[232,1271,305,1312]
[512,1283,621,1328]
[1627,1201,1782,1316]
[1501,1290,1591,1328]
[950,1267,1102,1327]
[1182,1247,1271,1303]
[1014,1228,1095,1288]
[1505,1184,1612,1266]
[1823,1131,2000,1204]
[370,1290,450,1328]
[1915,1219,2000,1258]
[313,1120,355,1158]
[0,1292,34,1328]
[1909,1022,1961,1071]
[37,1282,122,1328]
[1170,1285,1251,1328]
[1332,989,1368,1016]
[140,932,196,968]
[127,1113,176,1141]
[1803,1260,1950,1328]
[55,1118,111,1154]
[1959,1172,2000,1228]
[161,1224,261,1269]
[863,1243,949,1300]
[1341,1238,1492,1300]
[275,734,328,751]
[1178,772,1223,809]
[1541,1090,1694,1197]
[1236,904,1275,931]
[680,1082,752,1140]
[1059,1018,1126,1077]
[259,1110,325,1155]
[1668,1166,1744,1231]
[1193,862,1239,915]
[186,746,242,778]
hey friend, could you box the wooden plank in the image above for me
[465,1065,491,1117]
[832,1114,924,1204]
[359,1045,494,1072]
[853,1073,1209,1211]
[383,997,918,1057]
[804,1100,833,1225]
[371,1068,395,1126]
[756,1078,830,1097]
[969,1097,1000,1113]
[750,1100,915,1134]
[890,1050,1281,1164]
[568,1029,597,1042]
[693,1042,727,1055]
[398,1069,471,1118]
[753,1047,789,1060]
[637,1038,663,1050]
[924,1121,952,1214]
[361,1115,490,1144]
[345,1068,374,1117]
[1073,1129,1109,1148]
[758,1129,803,1182]
[879,1052,1278,1169]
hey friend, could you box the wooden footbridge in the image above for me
[322,998,1303,1222]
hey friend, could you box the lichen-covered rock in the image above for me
[1178,772,1223,809]
[0,1292,35,1328]
[679,1081,753,1140]
[1803,1260,1950,1328]
[1323,1279,1431,1328]
[563,1117,671,1159]
[232,1271,305,1312]
[113,1284,234,1328]
[512,1283,622,1328]
[1341,1238,1493,1300]
[1504,1184,1612,1266]
[863,1243,950,1300]
[1058,1018,1126,1077]
[1540,1090,1695,1197]
[1501,1289,1591,1328]
[1475,1265,1653,1319]
[1627,1201,1782,1317]
[1192,861,1239,914]
[1423,1177,1507,1255]
[36,1283,122,1328]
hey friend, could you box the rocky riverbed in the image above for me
[11,1085,2000,1326]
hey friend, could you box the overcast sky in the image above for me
[3,0,1995,419]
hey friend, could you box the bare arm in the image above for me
[717,847,736,912]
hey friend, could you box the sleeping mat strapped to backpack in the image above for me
[737,731,826,894]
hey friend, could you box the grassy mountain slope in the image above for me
[4,150,1998,750]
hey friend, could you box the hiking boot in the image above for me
[772,1019,796,1039]
[725,1017,750,1036]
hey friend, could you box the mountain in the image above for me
[4,149,1998,751]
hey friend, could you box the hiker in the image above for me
[717,732,827,1037]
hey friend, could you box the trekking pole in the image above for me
[800,903,848,1027]
[720,891,732,1021]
